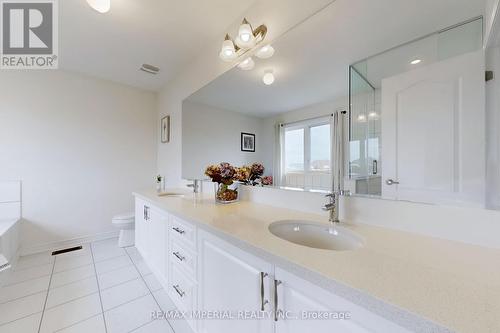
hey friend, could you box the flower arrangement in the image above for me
[205,163,238,203]
[236,163,267,186]
[205,162,272,203]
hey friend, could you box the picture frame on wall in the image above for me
[241,132,255,152]
[161,115,170,143]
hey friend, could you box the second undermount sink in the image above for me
[157,192,186,197]
[269,220,364,251]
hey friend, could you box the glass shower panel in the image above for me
[348,66,381,195]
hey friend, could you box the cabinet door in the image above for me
[148,208,167,278]
[134,198,149,257]
[275,268,410,333]
[198,230,274,333]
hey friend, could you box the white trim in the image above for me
[19,230,120,256]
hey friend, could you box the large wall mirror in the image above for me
[182,4,495,210]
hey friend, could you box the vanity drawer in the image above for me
[170,238,197,277]
[169,264,197,315]
[170,215,196,249]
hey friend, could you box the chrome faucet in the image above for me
[186,179,202,193]
[323,193,340,224]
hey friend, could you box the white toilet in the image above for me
[112,212,135,248]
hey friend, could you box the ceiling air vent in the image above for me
[140,64,160,75]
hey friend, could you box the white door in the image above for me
[198,230,273,333]
[274,268,410,333]
[148,208,167,278]
[381,50,485,206]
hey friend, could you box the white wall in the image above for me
[485,0,500,46]
[0,71,157,254]
[182,101,270,179]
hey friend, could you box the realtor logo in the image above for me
[1,0,58,69]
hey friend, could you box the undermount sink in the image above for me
[269,220,364,251]
[157,192,185,197]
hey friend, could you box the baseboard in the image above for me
[20,230,120,256]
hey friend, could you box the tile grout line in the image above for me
[89,243,109,333]
[0,309,44,328]
[124,249,176,333]
[0,289,50,306]
[37,252,57,333]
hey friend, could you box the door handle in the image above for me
[173,252,185,262]
[172,227,185,235]
[274,279,282,321]
[260,272,269,311]
[173,284,185,298]
[385,179,400,186]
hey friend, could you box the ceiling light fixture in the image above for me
[410,59,422,65]
[262,70,275,85]
[219,18,269,63]
[86,0,110,13]
[255,45,275,59]
[237,57,255,71]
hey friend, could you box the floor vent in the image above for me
[52,245,83,256]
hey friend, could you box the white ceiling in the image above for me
[59,0,255,91]
[187,0,486,117]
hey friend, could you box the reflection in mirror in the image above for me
[182,2,346,193]
[348,18,486,207]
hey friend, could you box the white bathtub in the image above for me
[0,181,21,287]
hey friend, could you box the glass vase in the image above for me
[215,183,239,204]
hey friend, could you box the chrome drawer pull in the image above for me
[172,227,186,235]
[260,272,269,311]
[274,279,282,321]
[173,284,185,298]
[173,251,185,261]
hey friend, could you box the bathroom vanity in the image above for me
[133,190,500,333]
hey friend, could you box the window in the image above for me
[282,117,331,190]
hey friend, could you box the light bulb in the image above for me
[255,45,275,59]
[238,23,253,42]
[237,57,255,70]
[235,19,255,48]
[410,59,422,65]
[368,111,378,118]
[219,38,236,61]
[263,70,275,85]
[86,0,110,13]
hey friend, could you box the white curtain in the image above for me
[273,123,285,186]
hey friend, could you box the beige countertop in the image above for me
[134,189,500,333]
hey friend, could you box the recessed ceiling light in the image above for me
[357,114,367,122]
[140,64,160,75]
[410,59,422,65]
[263,70,275,85]
[86,0,110,13]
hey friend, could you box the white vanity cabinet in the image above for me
[134,198,168,278]
[167,215,199,332]
[274,268,410,333]
[197,230,274,333]
[134,196,414,333]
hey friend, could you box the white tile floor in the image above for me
[0,238,191,333]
